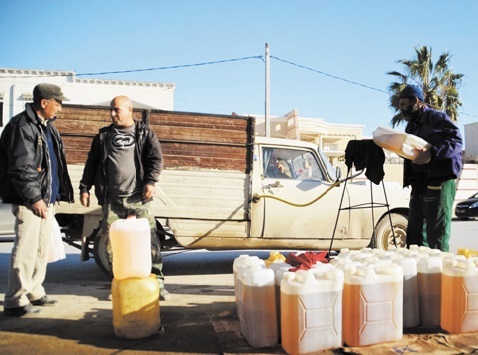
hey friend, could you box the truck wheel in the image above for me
[93,229,112,277]
[373,212,408,250]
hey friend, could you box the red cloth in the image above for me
[286,251,328,271]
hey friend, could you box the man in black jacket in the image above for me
[399,85,463,251]
[0,83,74,317]
[79,95,170,300]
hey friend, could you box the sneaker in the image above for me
[4,303,42,317]
[31,296,58,307]
[160,288,171,301]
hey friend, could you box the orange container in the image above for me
[233,255,264,316]
[417,253,442,326]
[441,257,478,333]
[281,266,344,354]
[238,265,277,348]
[112,274,160,339]
[342,262,403,347]
[393,256,419,328]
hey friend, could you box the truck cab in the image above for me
[250,137,408,251]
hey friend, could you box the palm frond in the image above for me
[387,45,464,122]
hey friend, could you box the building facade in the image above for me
[0,67,175,133]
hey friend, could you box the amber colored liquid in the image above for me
[403,276,419,328]
[112,275,160,339]
[281,291,342,354]
[441,274,478,333]
[240,284,278,348]
[342,281,402,347]
[417,272,441,326]
[275,284,281,339]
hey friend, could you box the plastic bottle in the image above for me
[269,261,291,339]
[264,251,286,267]
[457,248,478,258]
[372,126,431,160]
[281,267,344,354]
[417,251,443,326]
[341,262,403,347]
[109,217,152,280]
[238,265,278,348]
[112,274,160,339]
[233,255,264,317]
[393,256,419,328]
[441,256,478,333]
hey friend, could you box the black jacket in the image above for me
[79,120,163,205]
[0,103,74,206]
[403,106,463,190]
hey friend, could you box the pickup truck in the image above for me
[1,104,410,273]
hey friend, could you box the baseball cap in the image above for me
[33,83,69,102]
[399,85,424,101]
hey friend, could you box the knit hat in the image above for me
[399,85,424,101]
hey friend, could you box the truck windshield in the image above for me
[318,149,338,180]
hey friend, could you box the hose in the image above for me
[252,169,363,207]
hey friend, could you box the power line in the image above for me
[76,56,264,77]
[0,56,263,79]
[268,56,478,119]
[270,56,389,94]
[2,54,477,119]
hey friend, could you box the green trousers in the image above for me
[406,179,456,252]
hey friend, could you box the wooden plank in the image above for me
[153,126,249,144]
[54,104,254,172]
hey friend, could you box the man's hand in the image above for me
[413,147,432,165]
[143,184,155,200]
[80,192,90,207]
[32,200,48,219]
[276,162,285,173]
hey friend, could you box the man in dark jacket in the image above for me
[398,84,463,251]
[79,95,170,300]
[0,83,74,317]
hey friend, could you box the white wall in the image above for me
[0,67,175,133]
[464,122,478,157]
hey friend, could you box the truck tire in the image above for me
[373,212,408,250]
[93,229,112,277]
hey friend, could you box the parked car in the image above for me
[455,192,478,220]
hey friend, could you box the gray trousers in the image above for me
[5,205,54,308]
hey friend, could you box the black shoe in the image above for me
[4,303,42,317]
[31,296,58,307]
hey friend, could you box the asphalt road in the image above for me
[0,220,477,354]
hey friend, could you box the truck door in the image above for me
[259,146,349,240]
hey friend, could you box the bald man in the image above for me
[79,96,170,300]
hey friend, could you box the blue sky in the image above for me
[2,0,477,137]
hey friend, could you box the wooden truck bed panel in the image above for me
[55,105,254,174]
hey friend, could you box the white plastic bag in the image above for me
[49,217,66,262]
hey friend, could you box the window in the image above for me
[262,147,325,181]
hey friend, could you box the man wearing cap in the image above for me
[398,84,462,251]
[0,83,74,316]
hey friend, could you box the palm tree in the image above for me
[387,45,464,126]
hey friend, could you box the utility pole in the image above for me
[265,43,270,137]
